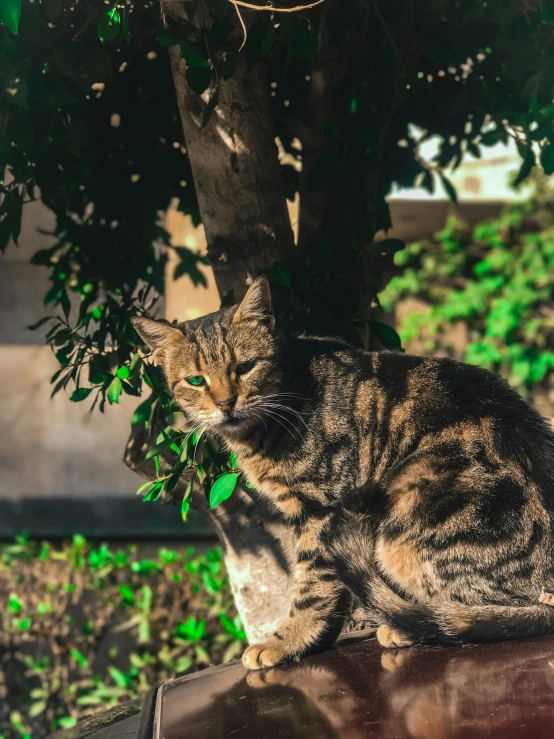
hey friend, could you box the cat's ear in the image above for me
[131,317,184,356]
[233,276,274,326]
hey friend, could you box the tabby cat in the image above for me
[132,276,554,670]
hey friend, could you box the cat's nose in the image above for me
[215,397,236,414]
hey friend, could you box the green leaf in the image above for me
[186,66,212,95]
[132,397,154,427]
[0,0,21,34]
[107,376,123,404]
[70,648,88,668]
[60,289,71,319]
[513,148,535,187]
[209,473,238,509]
[52,49,80,79]
[175,657,193,673]
[180,40,210,68]
[181,479,193,521]
[116,365,130,379]
[119,584,135,603]
[70,387,92,402]
[540,144,554,175]
[181,496,191,521]
[28,700,46,718]
[229,451,237,469]
[373,238,405,255]
[8,592,22,614]
[370,321,403,351]
[539,0,554,23]
[28,316,54,331]
[157,29,179,47]
[143,481,163,502]
[145,436,177,460]
[136,480,156,496]
[439,173,457,204]
[58,717,78,729]
[0,215,12,252]
[108,666,129,688]
[98,7,121,43]
[272,263,291,288]
[74,42,113,83]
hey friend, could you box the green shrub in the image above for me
[0,535,245,739]
[380,197,554,395]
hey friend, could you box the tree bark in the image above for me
[163,0,295,305]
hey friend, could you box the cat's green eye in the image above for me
[187,376,205,387]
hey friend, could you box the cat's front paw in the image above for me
[242,639,296,670]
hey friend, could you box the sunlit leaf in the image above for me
[209,473,238,509]
[107,376,123,404]
[97,7,120,43]
[0,0,21,34]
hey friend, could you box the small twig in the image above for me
[231,0,324,10]
[228,0,326,51]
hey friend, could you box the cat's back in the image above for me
[294,337,554,497]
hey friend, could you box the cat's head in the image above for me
[131,276,282,437]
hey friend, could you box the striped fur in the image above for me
[133,277,554,669]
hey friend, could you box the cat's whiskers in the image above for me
[257,402,309,430]
[248,409,269,436]
[255,405,303,441]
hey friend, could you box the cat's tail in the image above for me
[329,513,554,646]
[377,595,554,646]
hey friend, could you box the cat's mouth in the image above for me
[213,409,257,435]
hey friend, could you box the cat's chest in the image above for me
[238,454,285,493]
[235,453,301,517]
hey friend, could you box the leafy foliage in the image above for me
[0,534,245,739]
[380,192,554,395]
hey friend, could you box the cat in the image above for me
[132,275,554,670]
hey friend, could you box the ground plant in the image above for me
[0,535,244,739]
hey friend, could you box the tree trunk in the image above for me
[163,1,295,305]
